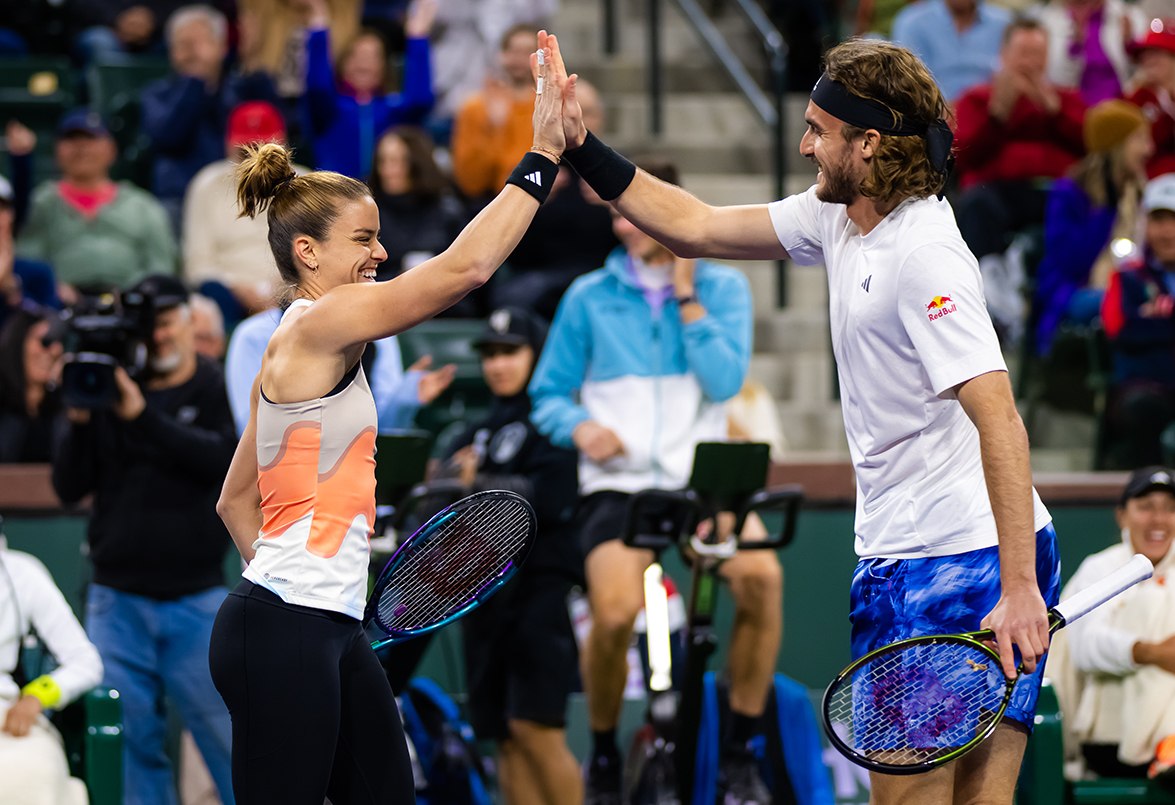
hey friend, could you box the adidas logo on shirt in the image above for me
[525,171,543,186]
[861,275,872,293]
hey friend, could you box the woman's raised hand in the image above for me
[538,31,587,150]
[530,44,566,161]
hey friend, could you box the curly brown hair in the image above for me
[823,39,951,202]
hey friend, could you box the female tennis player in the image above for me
[207,47,566,805]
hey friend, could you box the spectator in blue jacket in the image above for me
[1101,173,1175,467]
[1032,99,1152,355]
[301,0,436,179]
[530,160,782,805]
[141,4,278,233]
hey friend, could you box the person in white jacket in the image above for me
[0,533,104,805]
[1052,466,1175,785]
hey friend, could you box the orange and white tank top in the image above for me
[242,299,378,619]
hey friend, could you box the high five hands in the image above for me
[529,38,571,161]
[535,32,588,151]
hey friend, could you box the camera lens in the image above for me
[63,355,119,409]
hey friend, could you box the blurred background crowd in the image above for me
[6,0,1175,471]
[2,0,1175,803]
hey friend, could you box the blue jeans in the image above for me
[86,584,235,805]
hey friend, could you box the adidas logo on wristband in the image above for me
[525,171,543,186]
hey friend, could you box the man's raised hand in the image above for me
[538,31,588,149]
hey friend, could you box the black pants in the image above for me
[462,571,579,740]
[208,581,415,805]
[1082,744,1150,778]
[954,181,1050,259]
[1105,381,1175,469]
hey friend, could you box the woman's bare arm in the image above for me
[217,378,263,564]
[291,48,565,353]
[295,181,550,352]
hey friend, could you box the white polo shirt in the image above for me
[768,186,1051,559]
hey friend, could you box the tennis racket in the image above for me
[364,489,537,651]
[822,553,1154,775]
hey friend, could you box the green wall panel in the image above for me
[0,503,1129,694]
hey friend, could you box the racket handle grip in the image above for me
[1053,553,1153,627]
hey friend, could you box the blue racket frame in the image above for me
[365,489,537,651]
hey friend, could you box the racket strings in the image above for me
[376,500,531,631]
[378,503,527,623]
[826,641,1007,767]
[376,504,526,629]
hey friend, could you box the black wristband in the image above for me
[505,152,560,204]
[562,131,637,201]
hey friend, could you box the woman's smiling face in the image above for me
[315,197,388,287]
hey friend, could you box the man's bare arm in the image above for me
[540,31,788,262]
[612,172,787,261]
[956,370,1050,678]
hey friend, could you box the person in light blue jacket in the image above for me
[530,160,783,805]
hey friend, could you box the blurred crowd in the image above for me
[9,0,1175,469]
[891,2,1175,471]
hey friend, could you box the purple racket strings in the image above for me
[825,640,1007,766]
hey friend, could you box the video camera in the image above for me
[48,289,158,409]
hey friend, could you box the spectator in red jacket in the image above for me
[1128,21,1175,179]
[954,17,1087,263]
[1100,173,1175,467]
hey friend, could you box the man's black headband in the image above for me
[810,73,954,180]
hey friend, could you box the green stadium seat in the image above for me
[1071,781,1175,804]
[396,319,492,448]
[1022,681,1175,804]
[0,57,77,187]
[55,686,124,805]
[85,57,170,119]
[0,56,74,97]
[1018,682,1065,805]
[84,58,171,189]
[374,431,434,507]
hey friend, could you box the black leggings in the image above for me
[208,581,415,805]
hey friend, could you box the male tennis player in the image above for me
[541,33,1060,804]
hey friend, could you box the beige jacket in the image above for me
[1048,534,1175,766]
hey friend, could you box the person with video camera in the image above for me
[50,274,238,805]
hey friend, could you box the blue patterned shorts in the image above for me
[848,523,1061,730]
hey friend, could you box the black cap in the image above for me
[57,108,110,138]
[474,307,547,353]
[1121,466,1175,505]
[126,275,190,309]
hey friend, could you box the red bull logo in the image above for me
[926,295,957,321]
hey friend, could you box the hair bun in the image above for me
[235,142,296,219]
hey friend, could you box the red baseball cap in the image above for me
[1130,19,1175,58]
[226,101,286,149]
